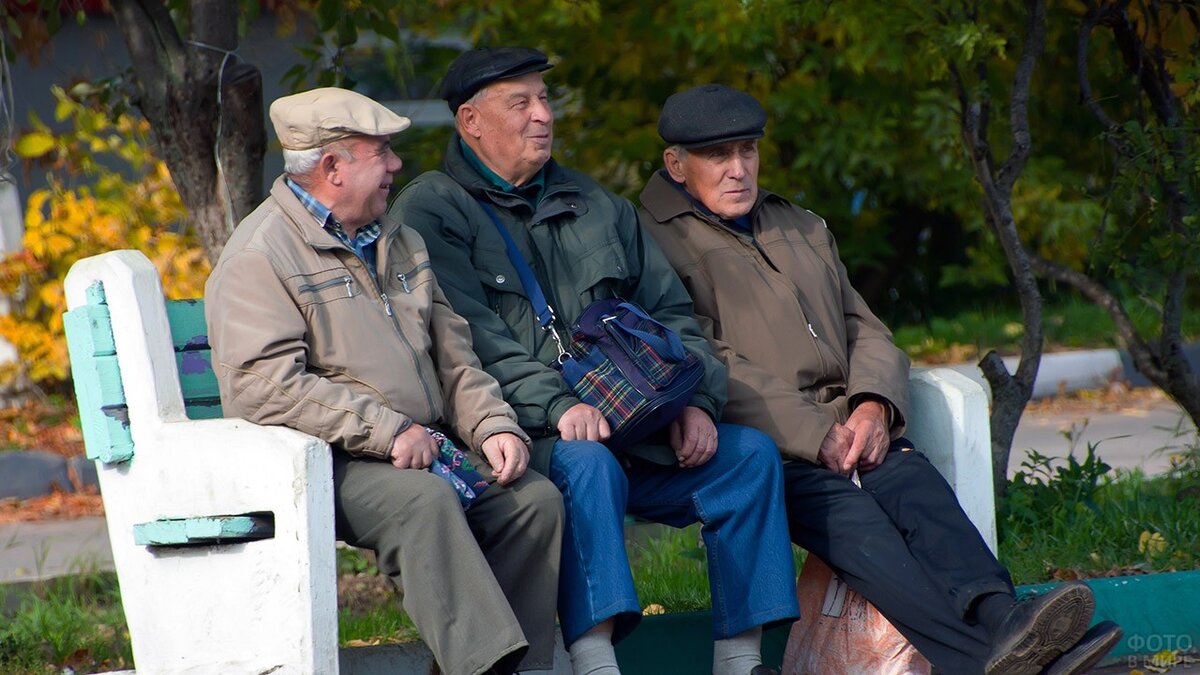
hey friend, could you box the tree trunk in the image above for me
[109,0,265,264]
[948,0,1047,501]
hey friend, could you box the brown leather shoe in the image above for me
[1041,621,1123,675]
[984,581,1094,675]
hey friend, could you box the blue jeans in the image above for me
[549,423,799,647]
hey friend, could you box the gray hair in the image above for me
[282,142,356,182]
[668,145,689,160]
[454,86,494,134]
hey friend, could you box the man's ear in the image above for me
[319,150,342,186]
[663,147,687,183]
[457,104,483,140]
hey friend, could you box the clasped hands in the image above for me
[558,402,717,468]
[818,399,891,476]
[388,424,529,485]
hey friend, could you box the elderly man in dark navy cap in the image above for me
[637,83,1124,675]
[392,50,799,675]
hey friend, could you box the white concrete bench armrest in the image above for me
[64,250,340,674]
[908,367,997,553]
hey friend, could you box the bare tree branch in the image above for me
[996,0,1045,193]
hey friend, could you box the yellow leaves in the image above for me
[1138,530,1168,556]
[14,131,56,158]
[0,91,203,388]
[642,603,667,615]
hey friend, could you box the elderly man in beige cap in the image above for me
[205,87,564,675]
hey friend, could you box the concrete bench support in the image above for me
[65,250,339,675]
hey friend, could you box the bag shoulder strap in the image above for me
[476,200,556,329]
[476,200,571,362]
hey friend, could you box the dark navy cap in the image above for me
[440,47,553,112]
[658,84,766,149]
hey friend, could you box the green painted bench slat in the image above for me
[165,299,224,419]
[165,299,208,351]
[132,513,276,547]
[64,284,134,464]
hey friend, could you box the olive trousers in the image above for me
[333,452,564,675]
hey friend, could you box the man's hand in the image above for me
[390,425,438,470]
[481,432,530,485]
[669,406,718,468]
[845,399,890,472]
[558,403,612,442]
[817,422,857,475]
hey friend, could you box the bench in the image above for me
[63,249,994,674]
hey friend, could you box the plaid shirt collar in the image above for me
[285,177,381,276]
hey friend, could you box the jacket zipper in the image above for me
[747,232,830,376]
[298,275,353,297]
[370,234,438,417]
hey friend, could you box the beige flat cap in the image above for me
[269,87,411,150]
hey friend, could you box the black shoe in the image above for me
[748,667,778,675]
[1041,621,1123,675]
[984,581,1094,675]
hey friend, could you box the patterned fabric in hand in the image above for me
[426,427,491,508]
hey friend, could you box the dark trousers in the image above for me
[783,440,1013,674]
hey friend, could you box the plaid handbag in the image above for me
[479,202,704,449]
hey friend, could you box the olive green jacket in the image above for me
[205,176,529,465]
[391,139,726,473]
[637,171,909,463]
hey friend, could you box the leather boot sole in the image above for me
[1042,620,1123,675]
[985,582,1094,675]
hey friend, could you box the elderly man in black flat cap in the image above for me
[636,83,1124,675]
[392,49,799,675]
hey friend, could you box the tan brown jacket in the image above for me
[205,176,529,463]
[637,171,909,463]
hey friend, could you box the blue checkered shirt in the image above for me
[285,178,381,282]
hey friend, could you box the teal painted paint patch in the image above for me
[133,513,275,547]
[165,299,223,420]
[1018,572,1200,658]
[63,289,134,465]
[184,402,224,420]
[165,299,208,351]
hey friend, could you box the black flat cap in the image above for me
[440,47,553,112]
[658,84,766,149]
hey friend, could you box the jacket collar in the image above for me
[638,169,774,228]
[269,175,401,250]
[442,135,581,215]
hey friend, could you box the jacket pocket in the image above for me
[393,260,433,294]
[575,239,631,302]
[292,269,356,307]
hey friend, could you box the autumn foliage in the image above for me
[0,86,209,386]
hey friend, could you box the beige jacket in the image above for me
[637,172,909,463]
[205,176,529,462]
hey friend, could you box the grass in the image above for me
[0,572,132,674]
[893,296,1200,363]
[998,436,1200,585]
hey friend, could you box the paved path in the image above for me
[0,516,112,584]
[1009,398,1197,478]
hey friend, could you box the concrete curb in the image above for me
[930,342,1200,401]
[0,450,98,500]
